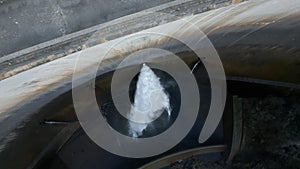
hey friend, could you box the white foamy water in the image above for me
[128,64,171,137]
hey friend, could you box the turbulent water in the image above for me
[128,64,171,137]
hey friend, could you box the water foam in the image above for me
[128,64,171,137]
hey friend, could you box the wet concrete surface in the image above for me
[0,0,172,56]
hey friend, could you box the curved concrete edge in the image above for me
[0,0,234,81]
[0,0,300,153]
[139,145,226,169]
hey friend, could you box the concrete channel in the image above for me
[0,0,299,168]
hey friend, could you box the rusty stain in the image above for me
[232,0,242,4]
[113,48,124,57]
[100,38,107,43]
